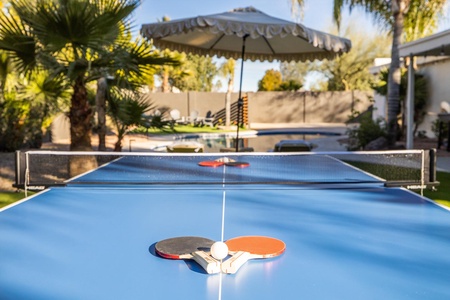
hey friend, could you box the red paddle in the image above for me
[155,236,220,274]
[198,157,236,167]
[221,236,285,274]
[198,160,224,167]
[224,161,250,168]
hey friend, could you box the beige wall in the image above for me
[247,91,371,124]
[147,92,231,119]
[149,90,373,126]
[50,90,373,141]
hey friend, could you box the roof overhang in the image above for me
[399,28,450,57]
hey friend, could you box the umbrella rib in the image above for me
[209,33,226,50]
[262,36,276,55]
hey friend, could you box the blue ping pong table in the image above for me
[1,153,450,299]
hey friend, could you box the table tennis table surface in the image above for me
[1,153,450,299]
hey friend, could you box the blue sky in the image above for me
[134,0,450,92]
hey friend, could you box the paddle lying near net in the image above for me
[198,157,236,167]
[198,160,224,167]
[221,236,286,274]
[224,161,250,168]
[198,159,250,168]
[155,236,220,274]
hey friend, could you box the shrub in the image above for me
[346,114,387,150]
[0,104,26,151]
[431,119,448,139]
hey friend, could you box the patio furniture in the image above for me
[273,140,313,152]
[166,141,204,153]
[201,111,215,128]
[220,147,254,152]
[187,110,200,125]
[169,109,187,125]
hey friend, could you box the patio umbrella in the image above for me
[141,6,351,151]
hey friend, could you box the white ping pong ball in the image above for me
[211,241,228,260]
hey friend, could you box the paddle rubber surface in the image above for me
[225,236,285,257]
[155,236,215,259]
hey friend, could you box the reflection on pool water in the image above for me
[156,131,341,152]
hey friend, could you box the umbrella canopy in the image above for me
[140,6,351,62]
[141,6,352,152]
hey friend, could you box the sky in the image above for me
[133,0,450,92]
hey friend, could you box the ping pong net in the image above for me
[14,150,438,192]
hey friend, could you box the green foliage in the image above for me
[107,89,156,151]
[278,19,390,92]
[431,118,448,139]
[346,114,387,150]
[171,54,218,92]
[153,50,189,92]
[132,124,240,135]
[374,68,428,134]
[402,0,448,42]
[279,60,311,87]
[0,50,71,151]
[277,79,303,91]
[292,0,446,146]
[258,69,282,91]
[258,68,303,91]
[319,22,391,91]
[0,0,177,150]
[0,101,26,151]
[143,115,172,131]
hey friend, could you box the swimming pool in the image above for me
[155,130,342,152]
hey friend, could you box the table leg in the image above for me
[447,121,450,152]
[438,121,443,149]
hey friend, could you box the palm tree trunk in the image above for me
[162,67,170,93]
[70,76,92,151]
[225,77,234,127]
[96,77,107,151]
[387,0,405,147]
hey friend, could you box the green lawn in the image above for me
[343,160,450,207]
[423,171,450,207]
[0,191,32,208]
[133,124,246,135]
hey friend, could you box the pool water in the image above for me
[172,132,341,152]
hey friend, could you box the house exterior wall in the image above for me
[372,93,387,121]
[415,57,450,137]
[371,56,450,138]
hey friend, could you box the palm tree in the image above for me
[291,0,447,146]
[219,58,235,127]
[93,33,180,150]
[0,51,70,150]
[107,88,153,151]
[0,0,176,151]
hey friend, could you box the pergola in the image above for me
[399,29,450,149]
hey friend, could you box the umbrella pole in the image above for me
[235,34,249,152]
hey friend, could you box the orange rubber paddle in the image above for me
[221,236,285,274]
[198,160,224,167]
[198,157,236,167]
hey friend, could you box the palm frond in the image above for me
[0,7,37,73]
[11,0,139,54]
